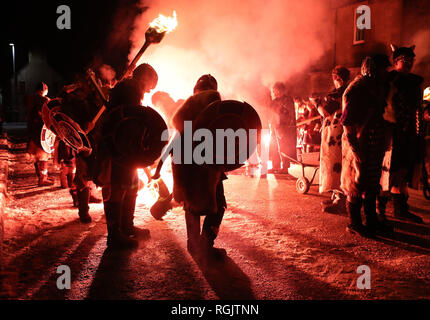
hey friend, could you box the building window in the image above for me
[353,7,366,44]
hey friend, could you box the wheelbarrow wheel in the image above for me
[296,177,310,194]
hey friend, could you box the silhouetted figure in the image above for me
[101,63,158,250]
[57,77,104,223]
[317,66,350,213]
[270,82,296,171]
[152,91,184,121]
[27,82,54,186]
[387,45,424,224]
[341,55,392,237]
[171,74,228,261]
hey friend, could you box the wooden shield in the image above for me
[193,100,262,172]
[102,105,168,168]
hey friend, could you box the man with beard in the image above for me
[171,74,228,261]
[341,54,392,237]
[385,45,424,224]
[101,63,158,249]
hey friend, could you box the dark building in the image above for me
[310,0,430,94]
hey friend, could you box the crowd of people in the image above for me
[24,61,231,262]
[23,43,428,261]
[267,44,428,238]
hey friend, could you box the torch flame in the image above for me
[149,11,178,34]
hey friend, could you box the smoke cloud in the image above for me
[129,0,331,112]
[412,29,430,87]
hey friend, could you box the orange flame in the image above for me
[149,11,178,34]
[136,101,173,207]
[136,159,173,207]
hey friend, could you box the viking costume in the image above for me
[171,74,228,260]
[341,55,391,236]
[319,66,350,213]
[423,88,430,187]
[26,82,54,186]
[57,81,105,223]
[270,82,296,170]
[100,63,159,249]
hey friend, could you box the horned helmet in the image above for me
[390,44,416,72]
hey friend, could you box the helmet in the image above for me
[133,63,158,90]
[391,45,416,61]
[193,74,217,94]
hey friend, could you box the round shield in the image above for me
[40,125,56,154]
[193,100,262,172]
[51,111,92,155]
[41,98,92,155]
[102,105,168,168]
[42,99,62,135]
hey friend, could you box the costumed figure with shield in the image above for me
[168,75,262,261]
[27,82,55,186]
[100,63,166,249]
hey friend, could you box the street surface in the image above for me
[1,139,429,300]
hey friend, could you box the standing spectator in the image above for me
[26,82,54,186]
[317,66,350,213]
[422,87,430,187]
[270,82,296,170]
[387,45,424,224]
[341,55,392,237]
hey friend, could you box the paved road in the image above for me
[1,141,429,300]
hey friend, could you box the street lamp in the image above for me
[9,43,17,117]
[9,43,15,77]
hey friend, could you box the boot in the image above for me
[321,193,336,210]
[377,195,389,223]
[60,166,68,189]
[69,188,79,207]
[120,192,150,238]
[363,194,378,238]
[323,193,346,214]
[200,209,226,261]
[34,162,41,178]
[77,187,92,223]
[38,161,54,186]
[89,183,103,203]
[104,201,138,250]
[392,194,424,224]
[67,172,74,189]
[185,211,201,257]
[346,199,366,235]
[376,195,394,233]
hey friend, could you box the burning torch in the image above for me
[87,11,178,133]
[120,11,178,81]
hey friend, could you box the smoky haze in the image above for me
[412,30,430,87]
[129,0,332,116]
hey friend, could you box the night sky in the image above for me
[0,0,143,89]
